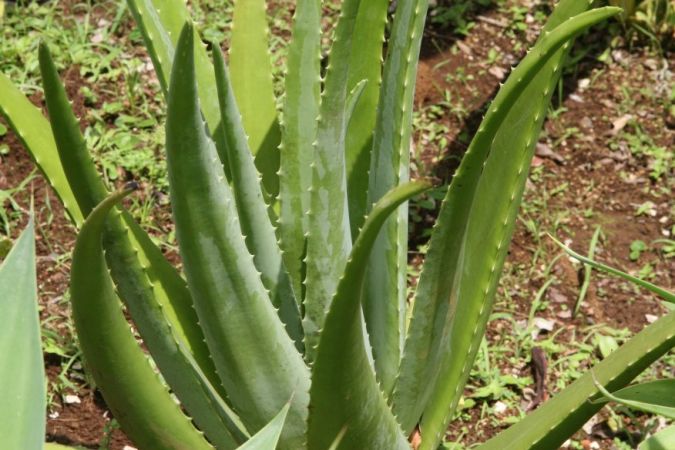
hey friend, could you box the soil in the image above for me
[0,0,672,449]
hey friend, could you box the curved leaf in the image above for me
[39,43,246,448]
[0,73,83,226]
[639,424,675,450]
[166,25,309,450]
[0,222,42,450]
[308,180,431,450]
[592,379,675,419]
[394,7,622,448]
[551,235,675,303]
[478,310,675,450]
[71,186,213,450]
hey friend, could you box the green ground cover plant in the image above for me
[0,0,673,449]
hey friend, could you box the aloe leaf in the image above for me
[551,235,675,303]
[237,402,290,450]
[639,424,675,450]
[303,0,363,360]
[393,6,622,445]
[309,180,430,450]
[364,0,430,397]
[125,0,231,178]
[0,73,84,226]
[0,222,43,450]
[592,379,675,419]
[345,0,390,236]
[478,310,675,450]
[212,47,303,349]
[38,43,246,448]
[229,0,281,196]
[71,186,214,450]
[166,25,310,449]
[278,0,322,298]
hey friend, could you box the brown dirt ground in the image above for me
[0,0,672,449]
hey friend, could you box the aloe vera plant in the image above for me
[1,1,674,449]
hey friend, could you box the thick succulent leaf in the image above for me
[393,5,621,446]
[71,186,214,450]
[125,0,231,178]
[166,26,310,450]
[364,0,429,397]
[212,47,303,349]
[39,44,245,448]
[345,0,390,236]
[478,310,675,450]
[0,223,43,450]
[278,0,322,298]
[639,424,675,450]
[308,180,430,450]
[0,73,83,226]
[237,403,290,450]
[303,0,362,360]
[592,379,675,419]
[552,235,675,303]
[229,0,281,196]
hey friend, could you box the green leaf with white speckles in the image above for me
[364,0,429,398]
[167,26,309,450]
[303,0,364,360]
[71,187,214,450]
[39,43,246,448]
[278,0,322,299]
[212,46,303,350]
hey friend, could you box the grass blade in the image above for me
[0,222,43,450]
[166,25,309,449]
[551,234,675,303]
[309,180,431,450]
[574,226,602,316]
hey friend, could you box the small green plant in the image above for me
[1,1,673,450]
